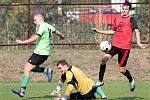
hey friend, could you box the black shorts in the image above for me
[70,86,97,100]
[107,45,130,67]
[28,53,48,65]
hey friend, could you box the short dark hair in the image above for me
[123,0,132,10]
[57,60,68,66]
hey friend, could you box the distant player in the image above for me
[92,1,147,92]
[52,60,107,100]
[12,13,64,97]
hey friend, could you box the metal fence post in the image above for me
[28,0,32,47]
[149,0,150,47]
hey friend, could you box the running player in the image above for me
[12,13,64,97]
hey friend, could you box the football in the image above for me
[100,41,111,52]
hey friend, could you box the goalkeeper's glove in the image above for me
[62,96,69,100]
[51,83,63,97]
[55,96,69,100]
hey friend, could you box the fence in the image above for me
[0,0,149,48]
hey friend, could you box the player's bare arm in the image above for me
[92,28,114,35]
[16,34,39,44]
[55,30,65,40]
[135,29,147,49]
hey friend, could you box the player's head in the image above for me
[122,1,132,17]
[123,1,132,10]
[57,60,69,74]
[33,13,44,25]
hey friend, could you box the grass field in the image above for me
[0,80,150,100]
[0,48,150,100]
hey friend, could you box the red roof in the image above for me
[78,7,120,25]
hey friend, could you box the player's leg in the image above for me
[98,46,116,86]
[96,86,107,99]
[31,65,45,72]
[30,54,53,82]
[119,66,135,92]
[70,92,95,100]
[12,53,52,97]
[70,92,82,99]
[97,54,112,86]
[12,62,36,97]
[31,66,53,82]
[44,67,53,82]
[118,49,135,92]
[92,85,107,99]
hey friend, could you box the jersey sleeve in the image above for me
[65,84,74,96]
[65,71,74,96]
[66,71,73,85]
[49,25,56,34]
[36,24,45,36]
[130,17,138,30]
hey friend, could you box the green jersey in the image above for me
[34,22,56,55]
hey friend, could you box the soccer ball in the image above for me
[100,41,111,52]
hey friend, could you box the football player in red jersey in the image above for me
[92,1,147,92]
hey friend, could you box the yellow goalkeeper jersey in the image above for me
[59,66,94,96]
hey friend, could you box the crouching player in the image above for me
[52,60,107,100]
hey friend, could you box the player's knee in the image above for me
[119,67,126,73]
[101,54,111,64]
[24,67,31,75]
[101,60,107,65]
[24,68,29,74]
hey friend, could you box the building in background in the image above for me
[111,0,138,14]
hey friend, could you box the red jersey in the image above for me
[112,15,138,49]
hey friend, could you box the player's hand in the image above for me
[137,43,147,49]
[60,35,65,40]
[91,28,98,33]
[15,40,24,44]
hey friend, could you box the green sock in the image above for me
[31,65,45,73]
[96,86,106,97]
[20,76,29,92]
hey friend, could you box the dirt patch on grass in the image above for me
[0,48,149,81]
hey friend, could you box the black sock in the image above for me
[99,64,106,82]
[123,70,133,83]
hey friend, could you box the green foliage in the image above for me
[0,0,11,4]
[68,0,111,3]
[133,2,149,41]
[99,0,111,3]
[0,1,28,44]
[0,0,148,45]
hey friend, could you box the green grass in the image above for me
[0,80,150,100]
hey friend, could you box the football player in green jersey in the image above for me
[12,13,64,97]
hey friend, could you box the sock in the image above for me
[44,67,48,74]
[99,64,106,82]
[96,86,106,97]
[20,76,29,92]
[123,70,133,83]
[31,65,45,73]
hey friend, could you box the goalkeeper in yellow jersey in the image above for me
[52,60,107,100]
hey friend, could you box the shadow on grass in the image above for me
[27,95,56,99]
[109,96,144,100]
[19,96,145,100]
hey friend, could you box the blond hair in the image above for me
[33,13,44,19]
